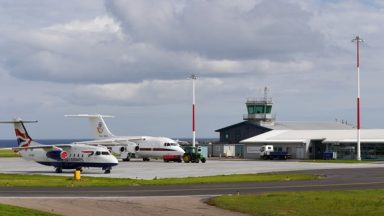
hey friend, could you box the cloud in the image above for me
[1,0,324,86]
[105,0,325,60]
[1,0,384,138]
[62,78,224,106]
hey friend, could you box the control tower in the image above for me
[243,87,275,126]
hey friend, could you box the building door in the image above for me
[296,147,305,159]
[311,140,325,159]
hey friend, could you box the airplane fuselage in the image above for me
[133,136,185,158]
[17,144,118,170]
[82,136,185,159]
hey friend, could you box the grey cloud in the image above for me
[61,78,224,106]
[105,0,324,60]
[1,0,326,85]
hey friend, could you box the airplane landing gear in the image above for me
[103,167,112,174]
[55,167,63,173]
[143,158,150,162]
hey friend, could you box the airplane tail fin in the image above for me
[0,118,38,148]
[65,114,115,139]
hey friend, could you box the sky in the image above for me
[0,0,384,139]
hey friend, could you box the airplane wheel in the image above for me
[55,167,62,173]
[104,169,111,174]
[183,155,190,163]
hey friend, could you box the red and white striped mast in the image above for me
[190,74,198,148]
[352,35,364,161]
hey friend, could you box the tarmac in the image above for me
[2,157,384,179]
[2,158,384,216]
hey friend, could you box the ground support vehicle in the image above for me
[182,146,206,163]
[260,145,291,160]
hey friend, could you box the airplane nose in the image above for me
[177,147,185,155]
[109,156,119,166]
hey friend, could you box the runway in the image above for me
[0,168,384,197]
[1,158,384,216]
[0,157,384,197]
[2,157,384,179]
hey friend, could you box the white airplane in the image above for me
[65,114,185,162]
[0,118,118,173]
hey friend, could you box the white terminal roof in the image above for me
[241,129,384,144]
[262,121,354,130]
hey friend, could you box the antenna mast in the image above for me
[190,74,198,148]
[352,35,364,161]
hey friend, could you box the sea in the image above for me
[0,138,219,148]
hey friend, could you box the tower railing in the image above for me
[246,98,273,104]
[243,113,274,121]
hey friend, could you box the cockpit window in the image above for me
[96,151,101,156]
[101,151,110,155]
[164,143,178,147]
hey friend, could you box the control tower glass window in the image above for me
[247,105,272,114]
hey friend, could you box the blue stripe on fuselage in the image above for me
[37,161,118,169]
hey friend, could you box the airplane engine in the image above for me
[120,146,125,152]
[126,145,139,152]
[46,150,68,160]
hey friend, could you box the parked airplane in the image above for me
[65,114,185,162]
[0,118,118,173]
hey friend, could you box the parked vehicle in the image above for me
[260,145,291,160]
[182,146,206,163]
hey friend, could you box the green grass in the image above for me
[208,190,384,216]
[0,203,58,216]
[300,159,374,163]
[0,149,19,158]
[0,173,318,187]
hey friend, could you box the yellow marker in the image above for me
[74,170,81,181]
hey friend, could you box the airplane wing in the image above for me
[127,137,146,143]
[74,139,137,146]
[64,114,115,118]
[12,144,72,151]
[74,139,141,153]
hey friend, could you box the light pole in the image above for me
[190,74,198,148]
[352,35,364,161]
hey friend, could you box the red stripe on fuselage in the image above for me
[139,148,177,152]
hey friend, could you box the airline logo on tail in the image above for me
[97,122,104,134]
[15,128,31,148]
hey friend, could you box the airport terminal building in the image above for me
[214,97,384,160]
